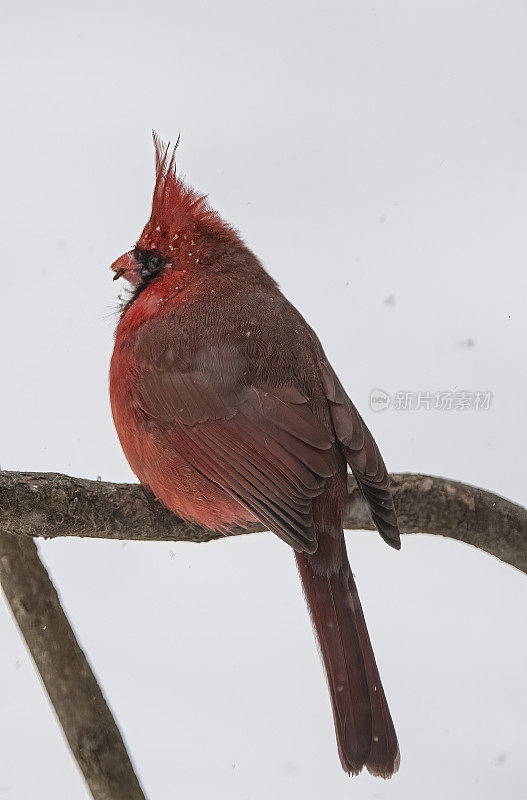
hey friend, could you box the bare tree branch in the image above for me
[0,468,524,799]
[0,529,147,800]
[1,470,525,573]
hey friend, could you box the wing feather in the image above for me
[319,360,401,549]
[131,319,399,552]
[134,344,335,553]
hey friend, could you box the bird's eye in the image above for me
[138,251,165,280]
[146,254,163,274]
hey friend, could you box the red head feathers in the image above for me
[137,132,232,254]
[110,133,243,295]
[110,133,272,325]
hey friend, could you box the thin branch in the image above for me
[0,470,525,574]
[0,529,147,800]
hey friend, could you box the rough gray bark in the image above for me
[0,529,147,800]
[0,470,525,573]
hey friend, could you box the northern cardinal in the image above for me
[110,135,401,777]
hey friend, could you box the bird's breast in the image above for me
[109,337,257,530]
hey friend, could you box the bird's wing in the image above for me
[132,334,336,553]
[319,360,401,549]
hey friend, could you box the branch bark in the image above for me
[0,470,525,573]
[0,529,147,800]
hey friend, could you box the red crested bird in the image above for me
[110,135,401,777]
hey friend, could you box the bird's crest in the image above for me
[137,132,226,252]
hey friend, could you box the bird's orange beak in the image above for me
[110,251,142,286]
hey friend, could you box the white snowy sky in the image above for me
[1,1,526,798]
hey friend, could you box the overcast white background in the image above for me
[1,1,526,798]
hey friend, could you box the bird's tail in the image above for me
[295,536,400,778]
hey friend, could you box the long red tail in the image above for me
[295,536,399,777]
